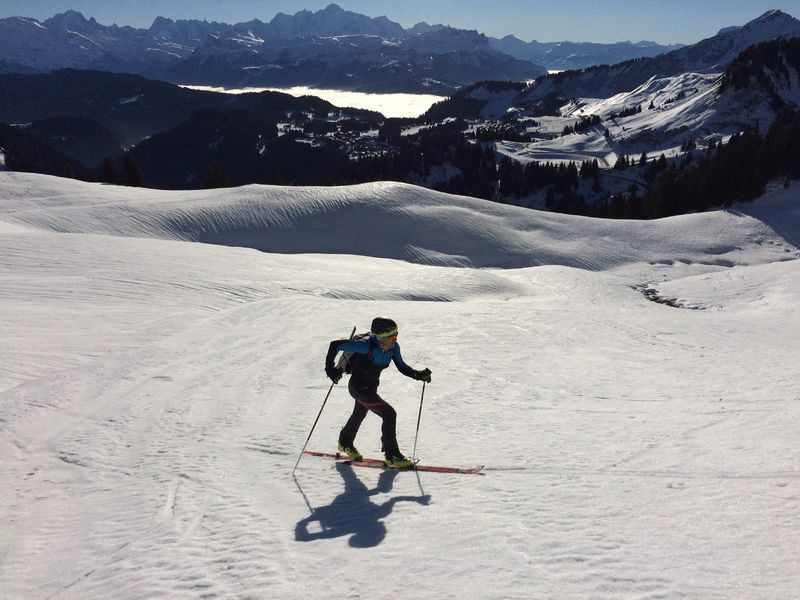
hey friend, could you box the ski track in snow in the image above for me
[0,172,799,599]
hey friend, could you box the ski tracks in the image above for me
[1,296,319,598]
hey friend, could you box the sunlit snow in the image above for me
[1,171,798,599]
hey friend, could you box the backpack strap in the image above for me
[366,334,378,362]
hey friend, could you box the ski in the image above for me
[303,450,484,475]
[303,450,384,464]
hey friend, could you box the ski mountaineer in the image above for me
[325,317,432,468]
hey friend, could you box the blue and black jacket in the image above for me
[326,334,419,391]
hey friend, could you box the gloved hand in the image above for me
[416,368,432,383]
[325,365,343,384]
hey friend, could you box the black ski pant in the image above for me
[339,379,400,457]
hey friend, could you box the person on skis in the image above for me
[325,317,432,468]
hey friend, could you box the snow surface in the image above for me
[496,67,799,169]
[1,171,799,599]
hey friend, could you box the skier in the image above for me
[325,317,432,468]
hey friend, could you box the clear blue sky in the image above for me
[2,1,798,44]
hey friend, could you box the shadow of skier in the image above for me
[295,462,430,548]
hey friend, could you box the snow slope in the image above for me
[498,52,800,168]
[2,172,797,271]
[498,72,749,167]
[1,172,798,599]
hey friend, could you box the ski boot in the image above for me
[337,441,363,461]
[384,453,414,469]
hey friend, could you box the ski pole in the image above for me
[291,326,356,475]
[411,381,426,462]
[292,381,336,476]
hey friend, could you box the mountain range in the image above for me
[514,9,800,113]
[488,37,684,71]
[0,7,799,215]
[0,4,689,94]
[0,4,680,84]
[427,10,800,118]
[0,4,546,94]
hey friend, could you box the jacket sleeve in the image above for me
[326,338,370,369]
[391,344,419,379]
[326,339,348,369]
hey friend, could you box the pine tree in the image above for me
[121,154,145,187]
[203,163,229,189]
[100,157,120,184]
[265,165,285,185]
